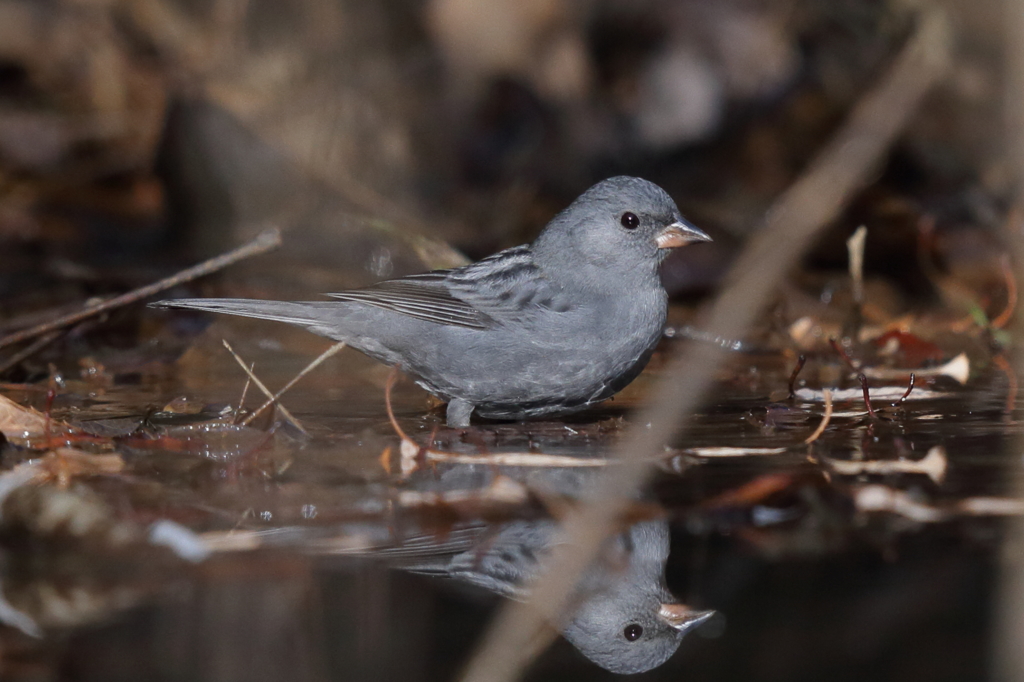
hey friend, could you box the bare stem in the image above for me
[0,227,281,350]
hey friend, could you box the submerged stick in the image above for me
[236,363,254,419]
[382,370,609,475]
[222,340,306,433]
[238,340,347,428]
[459,10,950,682]
[0,228,282,350]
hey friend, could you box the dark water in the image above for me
[0,329,1013,682]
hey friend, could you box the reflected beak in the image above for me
[657,604,716,631]
[655,221,712,249]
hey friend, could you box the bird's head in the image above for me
[559,519,714,674]
[533,176,711,283]
[562,584,714,674]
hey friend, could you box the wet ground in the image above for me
[0,305,1012,682]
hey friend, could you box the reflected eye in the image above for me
[623,623,643,641]
[620,212,639,229]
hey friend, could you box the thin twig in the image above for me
[235,362,254,421]
[859,374,880,420]
[788,354,807,398]
[0,331,62,375]
[459,10,950,682]
[0,227,282,350]
[222,340,306,433]
[240,341,347,427]
[893,373,916,406]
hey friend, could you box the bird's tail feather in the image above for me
[151,298,323,327]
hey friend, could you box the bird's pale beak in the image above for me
[655,221,712,249]
[657,604,716,631]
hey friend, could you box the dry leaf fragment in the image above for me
[825,445,947,484]
[0,393,49,443]
[794,386,949,402]
[37,448,125,489]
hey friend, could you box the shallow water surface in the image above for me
[0,332,1015,682]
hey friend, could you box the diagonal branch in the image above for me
[458,10,950,682]
[0,227,281,351]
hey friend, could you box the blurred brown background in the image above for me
[0,0,1009,306]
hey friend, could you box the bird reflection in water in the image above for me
[382,515,714,674]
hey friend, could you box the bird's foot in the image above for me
[446,399,474,428]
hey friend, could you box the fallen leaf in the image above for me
[0,394,49,443]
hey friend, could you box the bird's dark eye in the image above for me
[620,212,639,230]
[623,623,643,641]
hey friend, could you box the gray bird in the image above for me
[383,518,714,675]
[153,176,711,427]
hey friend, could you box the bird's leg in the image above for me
[446,398,474,428]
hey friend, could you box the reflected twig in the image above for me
[803,389,832,445]
[855,481,1024,521]
[826,445,947,484]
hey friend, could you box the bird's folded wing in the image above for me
[327,245,569,329]
[327,271,490,330]
[371,522,541,599]
[445,245,571,322]
[363,526,489,568]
